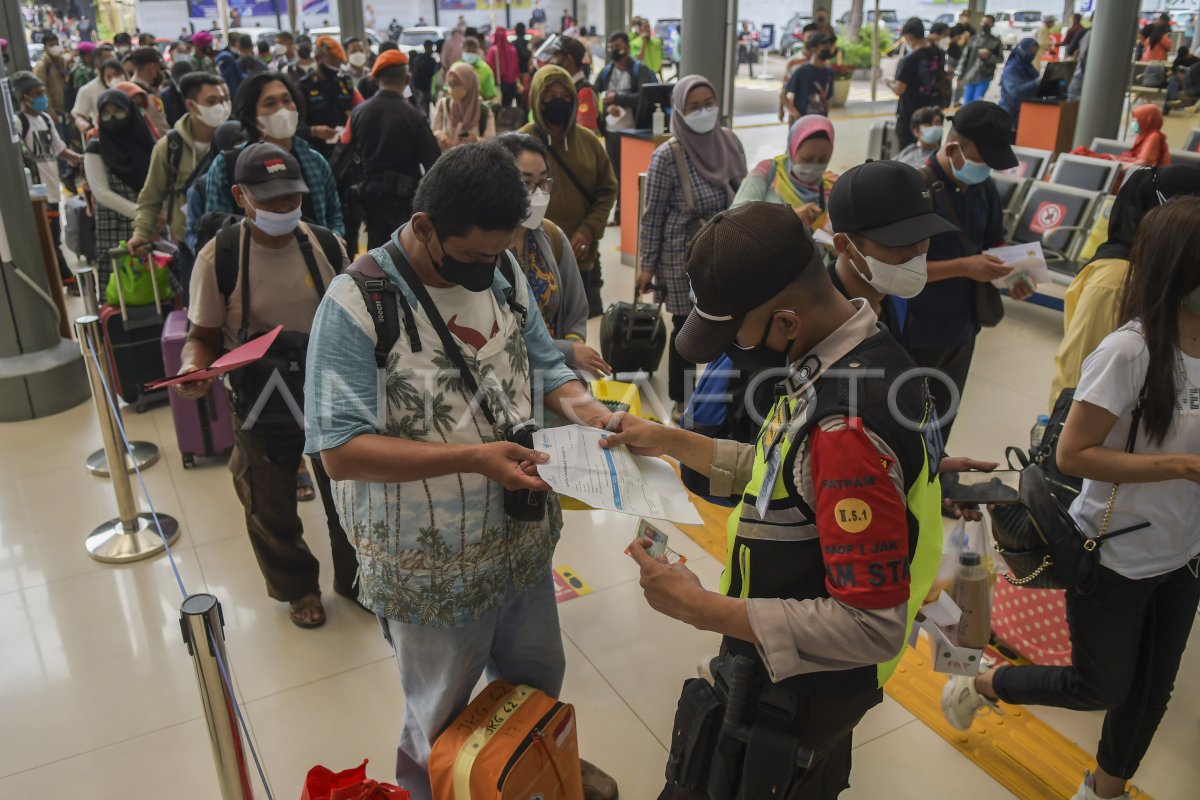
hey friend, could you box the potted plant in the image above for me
[831,64,855,107]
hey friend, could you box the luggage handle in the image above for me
[629,283,667,341]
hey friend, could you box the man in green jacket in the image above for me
[460,36,499,103]
[519,66,617,316]
[128,73,230,254]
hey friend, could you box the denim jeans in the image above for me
[379,571,567,800]
[992,560,1200,780]
[963,80,991,103]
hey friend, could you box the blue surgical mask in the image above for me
[1130,120,1141,135]
[920,125,943,145]
[30,95,49,113]
[463,52,480,65]
[953,156,991,185]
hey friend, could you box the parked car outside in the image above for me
[779,13,813,54]
[994,10,1043,48]
[397,26,448,48]
[838,9,902,37]
[307,26,383,54]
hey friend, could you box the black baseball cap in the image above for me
[675,202,822,365]
[234,142,309,200]
[952,101,1018,170]
[829,160,959,247]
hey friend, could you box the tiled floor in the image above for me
[3,111,1198,799]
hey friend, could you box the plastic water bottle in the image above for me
[651,103,665,135]
[1030,414,1050,452]
[952,550,992,649]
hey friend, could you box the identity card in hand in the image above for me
[534,425,701,524]
[626,519,687,564]
[983,242,1050,289]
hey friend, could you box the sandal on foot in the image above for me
[289,594,326,629]
[296,471,316,502]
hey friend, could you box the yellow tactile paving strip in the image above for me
[673,489,1152,800]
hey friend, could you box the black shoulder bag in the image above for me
[990,386,1151,592]
[226,222,326,425]
[921,167,1005,328]
[382,241,547,522]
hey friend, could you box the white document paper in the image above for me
[984,241,1051,288]
[534,425,701,525]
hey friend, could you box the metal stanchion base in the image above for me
[85,513,180,563]
[86,441,161,476]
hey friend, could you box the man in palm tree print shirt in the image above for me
[304,143,617,800]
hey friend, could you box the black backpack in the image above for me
[210,217,344,300]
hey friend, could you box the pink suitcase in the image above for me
[990,582,1073,666]
[161,310,235,468]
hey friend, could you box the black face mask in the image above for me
[727,313,794,375]
[609,48,627,62]
[151,72,164,87]
[425,236,496,293]
[541,97,573,126]
[981,25,992,34]
[820,48,836,60]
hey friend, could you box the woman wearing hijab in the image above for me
[111,80,163,139]
[487,26,521,107]
[431,62,496,149]
[83,89,157,291]
[999,38,1041,131]
[1050,165,1200,405]
[497,133,609,377]
[638,75,747,419]
[1119,104,1171,167]
[732,114,838,232]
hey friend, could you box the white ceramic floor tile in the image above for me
[558,578,724,751]
[242,656,403,797]
[191,534,391,703]
[845,721,1016,799]
[0,717,224,800]
[0,548,208,777]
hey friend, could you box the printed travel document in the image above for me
[534,425,702,525]
[983,241,1051,288]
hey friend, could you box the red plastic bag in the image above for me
[301,760,410,800]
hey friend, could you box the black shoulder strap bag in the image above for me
[921,166,1005,328]
[381,240,546,522]
[991,386,1151,592]
[226,222,327,425]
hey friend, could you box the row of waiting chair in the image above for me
[990,131,1200,287]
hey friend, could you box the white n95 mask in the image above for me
[849,241,928,298]
[522,189,551,230]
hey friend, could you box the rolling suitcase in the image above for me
[429,682,584,800]
[99,248,168,412]
[161,310,235,467]
[867,119,900,161]
[599,288,667,375]
[63,194,96,263]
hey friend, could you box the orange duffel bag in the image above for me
[429,681,584,800]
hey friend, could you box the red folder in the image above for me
[145,325,284,390]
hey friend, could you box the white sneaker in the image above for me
[941,675,1004,731]
[1070,771,1132,800]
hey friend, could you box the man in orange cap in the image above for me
[340,47,439,247]
[300,35,364,249]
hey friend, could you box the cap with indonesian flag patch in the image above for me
[234,142,310,200]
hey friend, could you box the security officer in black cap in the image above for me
[603,200,949,799]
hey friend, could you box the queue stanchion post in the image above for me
[75,315,180,562]
[179,593,255,800]
[77,266,161,477]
